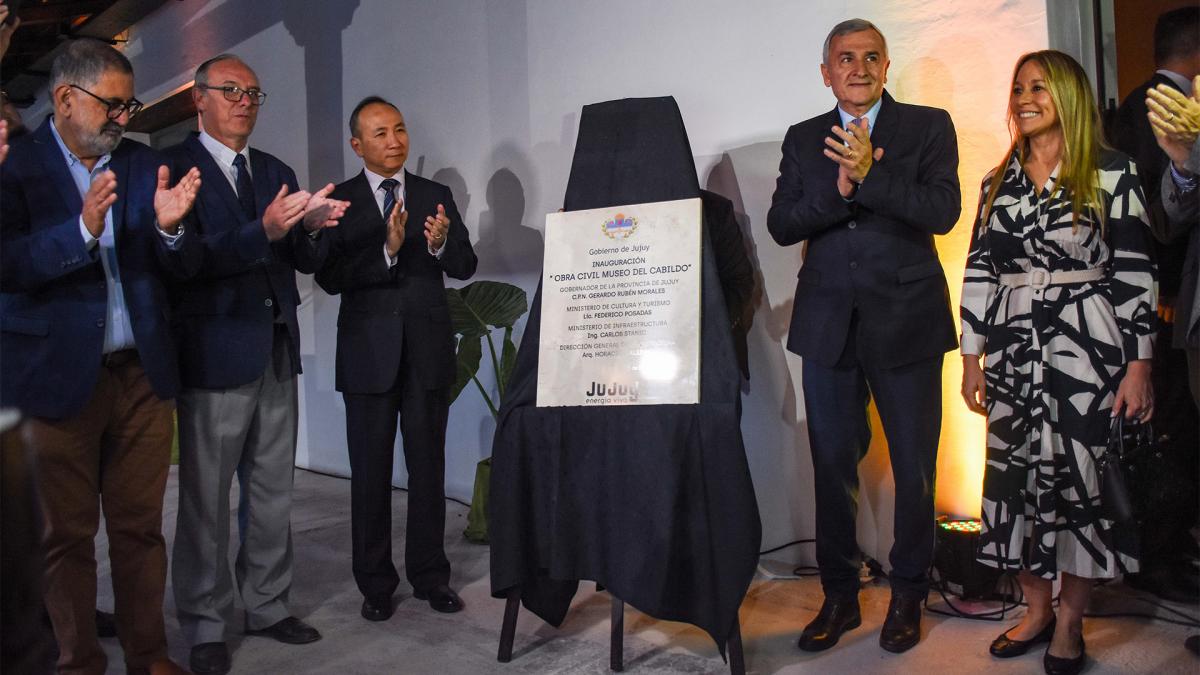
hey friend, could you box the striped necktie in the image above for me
[379,178,398,219]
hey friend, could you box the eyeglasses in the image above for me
[196,84,267,106]
[69,84,143,119]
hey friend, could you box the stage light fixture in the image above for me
[932,516,1001,600]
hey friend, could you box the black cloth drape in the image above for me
[488,96,761,652]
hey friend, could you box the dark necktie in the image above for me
[379,178,398,220]
[232,154,256,221]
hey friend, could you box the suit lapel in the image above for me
[869,90,899,155]
[404,170,431,241]
[344,171,385,238]
[31,120,85,217]
[249,148,276,219]
[108,143,131,238]
[185,134,247,223]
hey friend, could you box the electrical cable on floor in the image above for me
[924,570,1023,622]
[755,539,817,580]
[759,538,815,556]
[920,567,1200,628]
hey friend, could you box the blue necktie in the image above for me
[232,154,256,221]
[379,178,398,220]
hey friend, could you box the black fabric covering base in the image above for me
[488,96,762,653]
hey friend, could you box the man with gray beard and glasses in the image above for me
[0,38,201,675]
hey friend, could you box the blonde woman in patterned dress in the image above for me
[960,50,1157,675]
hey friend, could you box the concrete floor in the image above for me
[88,468,1199,674]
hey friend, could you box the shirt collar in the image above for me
[364,166,405,194]
[836,96,883,135]
[1156,69,1194,96]
[49,115,112,172]
[198,129,250,170]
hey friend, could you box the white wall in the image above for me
[88,0,1056,565]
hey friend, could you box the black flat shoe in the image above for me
[990,617,1056,658]
[879,593,924,653]
[361,596,394,622]
[189,642,230,675]
[1044,636,1086,675]
[796,597,861,652]
[246,616,322,644]
[413,585,464,613]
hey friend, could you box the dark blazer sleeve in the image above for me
[283,175,331,274]
[0,161,99,293]
[1160,153,1199,241]
[767,123,855,246]
[263,163,329,275]
[433,186,476,281]
[313,179,394,295]
[854,108,961,234]
[148,157,204,282]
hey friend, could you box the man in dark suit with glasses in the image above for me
[166,53,348,675]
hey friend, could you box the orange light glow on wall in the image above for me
[877,4,1051,519]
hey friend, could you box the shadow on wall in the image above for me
[699,140,817,559]
[475,165,546,279]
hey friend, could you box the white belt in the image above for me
[998,267,1104,290]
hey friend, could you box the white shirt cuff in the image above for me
[158,221,185,249]
[79,217,99,250]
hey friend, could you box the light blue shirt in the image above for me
[50,116,180,354]
[836,96,883,136]
[198,129,251,190]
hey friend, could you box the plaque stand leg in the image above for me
[496,585,745,675]
[497,587,521,663]
[610,596,624,671]
[608,595,744,674]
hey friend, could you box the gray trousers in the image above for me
[173,330,298,645]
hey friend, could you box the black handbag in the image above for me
[1098,416,1153,525]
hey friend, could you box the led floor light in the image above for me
[932,516,1002,600]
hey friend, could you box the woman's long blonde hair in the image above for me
[981,50,1108,231]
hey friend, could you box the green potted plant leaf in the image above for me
[447,280,528,543]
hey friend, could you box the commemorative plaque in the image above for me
[537,197,702,407]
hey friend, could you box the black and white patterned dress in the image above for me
[960,149,1157,579]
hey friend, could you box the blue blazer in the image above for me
[767,91,961,369]
[0,118,199,419]
[165,133,327,390]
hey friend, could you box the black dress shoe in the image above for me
[990,617,1056,657]
[796,597,861,652]
[1044,636,1086,675]
[189,642,230,675]
[879,593,923,653]
[413,585,464,613]
[246,616,322,644]
[96,609,118,638]
[361,596,395,622]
